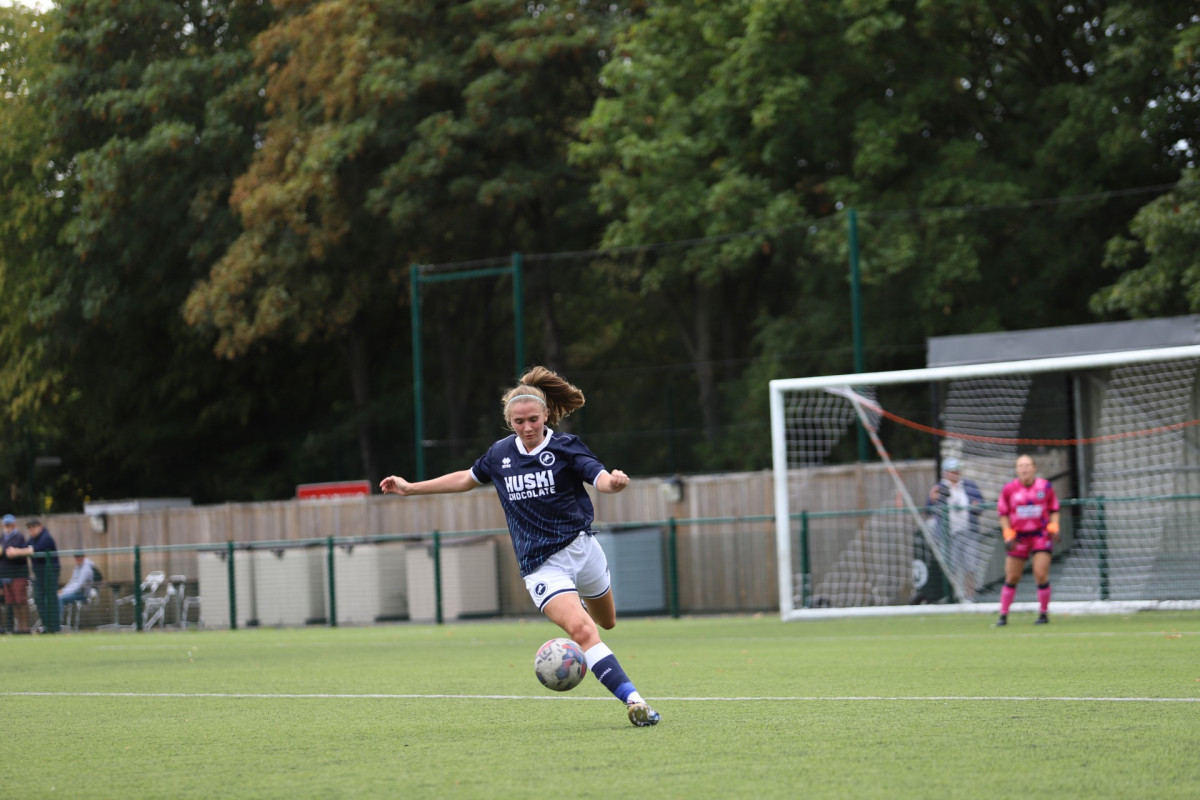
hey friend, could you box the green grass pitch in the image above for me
[2,611,1198,799]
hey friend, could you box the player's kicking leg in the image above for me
[578,588,661,726]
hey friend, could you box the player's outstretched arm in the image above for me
[595,469,630,494]
[379,470,476,496]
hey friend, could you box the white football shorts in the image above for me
[523,533,611,611]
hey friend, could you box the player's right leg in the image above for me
[1031,550,1052,624]
[529,537,660,727]
[542,592,601,650]
[997,551,1027,627]
[542,593,658,725]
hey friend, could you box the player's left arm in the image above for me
[1046,510,1062,541]
[571,437,627,494]
[595,469,630,494]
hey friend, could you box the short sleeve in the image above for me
[471,447,494,485]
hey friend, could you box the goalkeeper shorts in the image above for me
[1007,532,1053,560]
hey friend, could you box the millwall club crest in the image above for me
[539,452,556,467]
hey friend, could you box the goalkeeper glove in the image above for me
[1046,521,1060,536]
[1002,526,1016,543]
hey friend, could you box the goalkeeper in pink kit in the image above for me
[995,454,1061,626]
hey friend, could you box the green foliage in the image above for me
[0,0,338,509]
[1092,170,1200,317]
[1,1,1198,500]
[571,0,1199,470]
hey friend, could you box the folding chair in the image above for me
[182,593,202,628]
[170,574,202,629]
[62,586,100,632]
[113,571,174,631]
[141,572,175,631]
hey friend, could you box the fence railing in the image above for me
[11,491,1196,632]
[9,515,782,632]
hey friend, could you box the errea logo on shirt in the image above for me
[502,457,512,469]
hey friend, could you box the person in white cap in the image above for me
[926,457,985,601]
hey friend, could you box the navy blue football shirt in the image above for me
[470,428,607,576]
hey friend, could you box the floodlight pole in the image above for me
[512,252,525,380]
[411,264,427,481]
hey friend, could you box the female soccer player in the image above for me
[995,454,1060,626]
[380,366,660,727]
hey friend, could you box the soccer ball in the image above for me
[534,637,588,692]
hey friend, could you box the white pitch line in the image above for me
[1,691,1197,703]
[79,629,1200,652]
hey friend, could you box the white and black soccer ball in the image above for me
[534,637,588,692]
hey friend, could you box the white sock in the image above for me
[583,642,613,668]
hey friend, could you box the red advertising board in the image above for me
[296,480,372,501]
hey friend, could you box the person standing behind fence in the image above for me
[926,457,985,601]
[995,454,1060,627]
[379,366,661,728]
[57,552,97,626]
[0,514,31,633]
[5,519,61,633]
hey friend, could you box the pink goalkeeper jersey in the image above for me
[997,477,1059,533]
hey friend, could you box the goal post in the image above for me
[771,344,1200,621]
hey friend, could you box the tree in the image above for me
[0,2,63,511]
[185,0,645,480]
[0,0,337,507]
[1091,169,1200,317]
[575,1,805,452]
[831,1,1200,347]
[1089,13,1200,317]
[575,0,1200,468]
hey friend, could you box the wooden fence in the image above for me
[31,463,936,625]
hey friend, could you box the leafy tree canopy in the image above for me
[0,0,1197,505]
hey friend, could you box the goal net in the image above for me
[770,345,1200,620]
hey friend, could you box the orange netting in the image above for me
[875,407,1200,447]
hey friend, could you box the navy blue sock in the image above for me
[584,642,639,704]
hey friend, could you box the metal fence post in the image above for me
[432,531,443,625]
[799,511,812,608]
[327,536,338,628]
[227,540,238,631]
[133,545,144,632]
[667,517,680,618]
[1096,498,1109,601]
